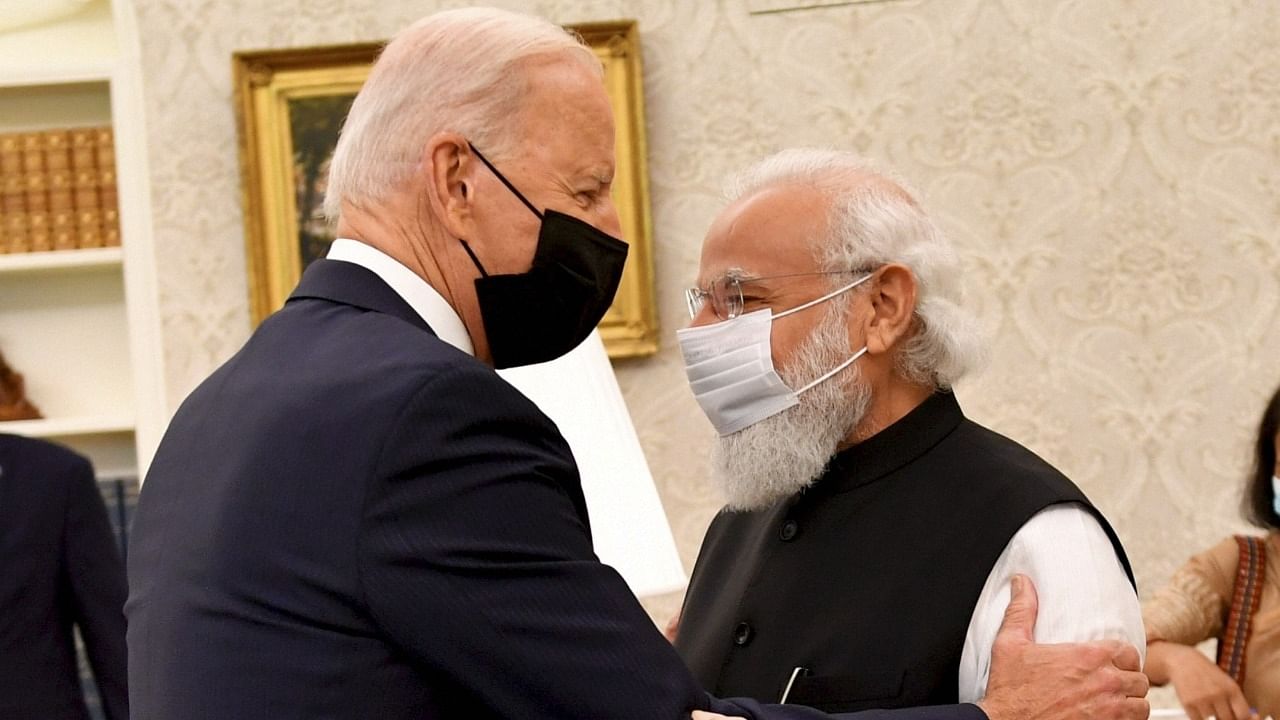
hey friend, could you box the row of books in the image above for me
[0,126,121,254]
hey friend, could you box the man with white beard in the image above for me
[672,149,1146,714]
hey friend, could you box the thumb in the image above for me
[664,612,681,644]
[996,574,1039,644]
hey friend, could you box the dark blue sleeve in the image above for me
[357,363,991,720]
[357,364,716,717]
[711,696,990,720]
[63,453,129,720]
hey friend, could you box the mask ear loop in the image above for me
[773,271,875,320]
[782,271,877,394]
[467,141,543,220]
[796,346,869,394]
[460,142,546,277]
[459,239,489,277]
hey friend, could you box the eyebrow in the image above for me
[581,162,614,185]
[703,267,763,289]
[729,268,784,286]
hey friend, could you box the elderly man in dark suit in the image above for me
[125,7,1148,720]
[0,434,128,720]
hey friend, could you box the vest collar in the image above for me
[819,391,966,494]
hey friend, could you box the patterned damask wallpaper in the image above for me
[134,0,1280,657]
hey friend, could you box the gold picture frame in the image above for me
[232,21,659,359]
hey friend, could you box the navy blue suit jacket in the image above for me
[0,434,128,720]
[126,258,986,720]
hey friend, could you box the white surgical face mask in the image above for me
[1272,475,1280,517]
[677,273,873,436]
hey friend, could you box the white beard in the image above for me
[710,305,872,512]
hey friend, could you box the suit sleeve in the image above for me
[358,365,988,720]
[62,454,129,720]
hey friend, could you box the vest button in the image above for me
[733,622,754,646]
[779,520,799,542]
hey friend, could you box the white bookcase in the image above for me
[0,0,166,478]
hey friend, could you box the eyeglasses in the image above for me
[685,269,872,320]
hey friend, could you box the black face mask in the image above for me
[461,143,629,369]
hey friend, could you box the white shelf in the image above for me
[0,62,113,89]
[0,414,133,438]
[0,247,123,275]
[0,80,112,132]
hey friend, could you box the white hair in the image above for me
[323,7,598,219]
[726,149,988,389]
[712,301,871,511]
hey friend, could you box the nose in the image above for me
[599,198,623,239]
[688,302,719,329]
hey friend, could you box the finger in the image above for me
[1118,669,1150,698]
[1109,641,1142,672]
[1121,697,1151,720]
[691,713,743,720]
[1214,697,1239,720]
[1185,701,1206,720]
[1228,687,1253,720]
[995,574,1039,644]
[664,612,681,644]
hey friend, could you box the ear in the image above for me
[422,132,476,240]
[860,264,918,356]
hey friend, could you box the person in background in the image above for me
[0,434,128,720]
[1143,383,1280,720]
[670,149,1144,712]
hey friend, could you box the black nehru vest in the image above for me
[674,392,1135,713]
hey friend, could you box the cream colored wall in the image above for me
[135,0,1280,639]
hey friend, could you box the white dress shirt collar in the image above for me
[326,238,475,356]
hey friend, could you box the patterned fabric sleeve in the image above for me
[1142,537,1240,645]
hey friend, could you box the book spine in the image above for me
[44,130,75,253]
[0,133,25,253]
[2,181,28,253]
[22,132,51,252]
[69,128,101,249]
[95,127,120,247]
[0,136,8,254]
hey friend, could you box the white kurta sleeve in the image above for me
[956,503,1146,703]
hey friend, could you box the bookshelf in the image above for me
[2,414,134,437]
[0,0,166,479]
[0,246,123,274]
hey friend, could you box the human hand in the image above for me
[664,611,680,644]
[979,575,1150,720]
[692,713,745,720]
[1162,643,1255,720]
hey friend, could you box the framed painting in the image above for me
[232,21,659,358]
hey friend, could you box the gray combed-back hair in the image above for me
[726,148,988,389]
[323,7,599,220]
